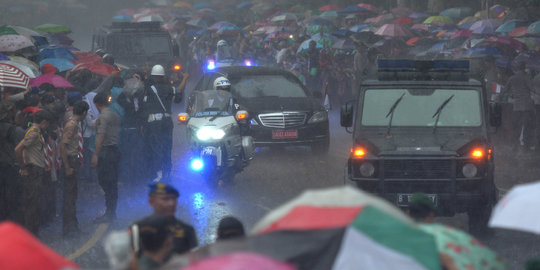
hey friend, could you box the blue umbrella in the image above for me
[112,15,132,22]
[338,5,367,14]
[458,21,475,30]
[409,12,429,19]
[194,2,212,9]
[495,20,527,33]
[39,58,74,72]
[332,29,353,37]
[217,25,241,35]
[462,46,506,57]
[527,21,540,34]
[236,1,251,9]
[296,39,323,53]
[0,53,9,61]
[38,47,76,62]
[309,18,334,26]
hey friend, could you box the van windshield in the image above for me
[361,89,482,127]
[110,34,171,57]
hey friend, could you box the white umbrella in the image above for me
[135,14,164,22]
[489,181,540,234]
[271,13,298,23]
[0,60,39,78]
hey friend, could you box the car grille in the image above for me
[383,160,452,179]
[258,112,306,128]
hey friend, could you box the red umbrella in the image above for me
[406,36,424,46]
[374,23,413,37]
[510,26,528,37]
[30,74,74,88]
[0,63,29,90]
[184,252,295,270]
[72,51,102,64]
[482,36,528,51]
[394,17,413,25]
[318,5,340,12]
[357,3,377,11]
[450,29,472,39]
[411,23,429,32]
[0,222,79,270]
[72,62,119,77]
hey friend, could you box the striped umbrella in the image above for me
[0,63,30,89]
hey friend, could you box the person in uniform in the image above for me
[92,92,121,222]
[14,109,54,235]
[135,214,175,270]
[216,216,245,241]
[0,100,25,222]
[141,65,188,182]
[146,182,198,254]
[60,101,89,236]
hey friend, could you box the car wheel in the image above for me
[468,187,497,237]
[311,137,330,155]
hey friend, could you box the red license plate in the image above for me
[272,130,298,139]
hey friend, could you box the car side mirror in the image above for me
[489,103,502,127]
[341,103,354,128]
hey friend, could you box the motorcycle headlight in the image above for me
[308,111,328,124]
[196,127,225,141]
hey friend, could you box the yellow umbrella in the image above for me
[423,16,454,25]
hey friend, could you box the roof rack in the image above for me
[377,59,470,81]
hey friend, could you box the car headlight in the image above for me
[308,111,328,124]
[462,163,477,178]
[359,162,375,177]
[196,127,225,141]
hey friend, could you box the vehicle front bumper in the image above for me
[249,121,329,147]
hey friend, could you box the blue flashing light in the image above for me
[244,59,252,66]
[190,159,204,171]
[207,60,216,70]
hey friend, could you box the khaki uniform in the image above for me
[96,107,120,146]
[61,118,82,234]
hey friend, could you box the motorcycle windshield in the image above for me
[192,90,234,117]
[216,45,234,61]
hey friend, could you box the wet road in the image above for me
[38,76,540,269]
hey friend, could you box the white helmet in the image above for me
[213,76,231,90]
[217,40,228,47]
[150,64,165,76]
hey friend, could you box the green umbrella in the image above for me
[0,26,18,36]
[419,224,505,270]
[423,16,454,25]
[440,7,473,21]
[306,25,333,35]
[320,11,338,18]
[33,24,71,34]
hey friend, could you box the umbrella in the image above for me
[209,21,236,31]
[38,47,76,62]
[527,21,540,34]
[30,74,73,88]
[0,35,34,52]
[0,53,8,61]
[72,62,119,77]
[135,14,164,22]
[8,56,40,72]
[319,5,340,12]
[34,23,71,34]
[296,39,323,53]
[495,20,528,34]
[394,17,413,25]
[0,26,18,36]
[510,26,528,37]
[440,7,473,21]
[423,16,454,25]
[338,5,367,14]
[419,224,505,270]
[306,25,334,36]
[374,24,413,37]
[308,18,334,27]
[349,24,373,33]
[71,51,101,64]
[332,39,356,50]
[184,252,295,270]
[357,3,377,12]
[458,16,478,26]
[45,33,74,46]
[112,15,132,22]
[411,24,429,32]
[490,5,508,17]
[320,11,339,19]
[116,8,136,16]
[489,181,540,234]
[409,12,430,19]
[0,222,79,270]
[194,2,212,9]
[236,1,251,9]
[186,18,208,29]
[174,1,193,8]
[39,58,75,72]
[332,29,353,38]
[366,13,395,26]
[0,63,30,89]
[515,37,540,50]
[461,46,507,58]
[271,13,297,22]
[4,26,45,39]
[470,19,502,34]
[0,60,39,78]
[264,31,291,41]
[450,29,472,39]
[216,25,241,35]
[310,33,337,47]
[481,36,528,51]
[391,7,413,17]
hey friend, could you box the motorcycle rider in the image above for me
[216,40,233,62]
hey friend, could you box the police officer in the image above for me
[60,101,89,236]
[134,214,175,270]
[141,65,188,182]
[14,109,54,235]
[146,182,198,254]
[0,100,24,222]
[92,92,121,222]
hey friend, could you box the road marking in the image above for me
[66,223,109,260]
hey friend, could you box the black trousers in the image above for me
[21,164,46,235]
[513,110,535,148]
[97,145,120,217]
[144,119,173,179]
[0,163,22,223]
[63,155,80,233]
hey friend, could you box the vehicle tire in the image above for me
[468,186,497,237]
[311,137,330,155]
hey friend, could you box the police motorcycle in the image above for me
[205,40,254,71]
[178,89,254,183]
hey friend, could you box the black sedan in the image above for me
[192,66,330,154]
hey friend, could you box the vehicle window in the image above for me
[191,90,233,117]
[361,89,482,127]
[229,75,307,99]
[110,34,171,57]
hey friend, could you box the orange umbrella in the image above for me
[510,26,528,37]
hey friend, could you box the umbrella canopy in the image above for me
[374,24,413,37]
[461,46,507,58]
[440,7,473,21]
[510,26,528,37]
[0,60,39,78]
[411,23,429,32]
[495,20,527,34]
[419,224,505,270]
[30,74,73,88]
[216,25,241,35]
[0,35,34,52]
[391,7,413,17]
[349,24,374,33]
[450,29,472,39]
[194,2,212,9]
[0,53,8,61]
[319,5,340,12]
[339,5,367,14]
[3,25,44,39]
[409,12,430,19]
[186,18,208,28]
[296,39,323,53]
[174,1,193,8]
[135,14,164,22]
[0,26,18,36]
[423,16,454,25]
[527,21,540,34]
[489,181,540,234]
[470,19,502,34]
[481,36,528,51]
[38,47,76,62]
[112,15,133,22]
[45,33,74,46]
[357,3,377,11]
[365,13,395,26]
[71,51,101,64]
[320,11,339,19]
[8,56,40,73]
[332,39,356,50]
[0,62,30,89]
[0,222,79,270]
[184,252,295,270]
[271,13,297,22]
[34,23,71,34]
[264,31,290,41]
[394,17,413,25]
[39,58,74,72]
[209,21,236,31]
[72,62,119,77]
[310,33,337,47]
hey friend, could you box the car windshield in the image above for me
[110,34,171,57]
[361,88,482,127]
[191,90,233,117]
[229,75,307,99]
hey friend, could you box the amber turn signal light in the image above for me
[471,148,485,159]
[177,113,189,123]
[173,64,181,71]
[236,113,247,119]
[351,147,366,158]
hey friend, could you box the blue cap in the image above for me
[148,182,179,197]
